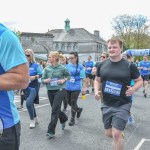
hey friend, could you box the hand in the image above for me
[95,91,100,101]
[138,67,143,70]
[126,86,135,96]
[44,78,51,83]
[82,91,86,95]
[57,79,65,84]
[30,76,36,81]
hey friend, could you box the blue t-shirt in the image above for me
[85,61,94,74]
[29,63,43,88]
[138,61,150,75]
[65,63,85,91]
[0,24,27,129]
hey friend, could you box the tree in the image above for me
[13,29,22,42]
[111,14,150,50]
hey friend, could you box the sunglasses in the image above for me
[100,56,106,58]
[69,57,75,60]
[26,55,30,57]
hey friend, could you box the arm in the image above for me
[0,63,29,90]
[30,64,43,81]
[92,67,97,75]
[126,63,143,96]
[58,68,71,84]
[0,30,29,90]
[94,76,101,100]
[63,68,71,81]
[126,76,143,96]
[137,62,143,70]
[133,76,143,91]
[41,69,51,84]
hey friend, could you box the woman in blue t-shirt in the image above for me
[66,52,85,126]
[24,49,43,129]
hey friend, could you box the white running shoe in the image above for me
[29,120,35,129]
[35,117,39,124]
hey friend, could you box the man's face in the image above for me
[88,56,91,61]
[143,55,148,61]
[107,41,122,58]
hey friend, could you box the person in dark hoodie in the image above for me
[42,51,70,139]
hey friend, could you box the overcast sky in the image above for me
[0,0,150,40]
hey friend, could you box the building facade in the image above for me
[48,19,107,61]
[20,19,107,61]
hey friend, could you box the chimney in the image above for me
[94,30,100,37]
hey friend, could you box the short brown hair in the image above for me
[107,37,123,49]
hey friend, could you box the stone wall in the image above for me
[20,32,54,54]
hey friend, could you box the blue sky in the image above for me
[1,0,150,40]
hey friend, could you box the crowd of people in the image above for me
[0,23,150,150]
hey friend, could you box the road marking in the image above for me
[133,138,145,150]
[18,103,50,112]
[14,96,48,103]
[133,138,150,150]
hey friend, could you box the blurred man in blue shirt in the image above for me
[85,55,94,93]
[138,55,150,98]
[0,24,29,150]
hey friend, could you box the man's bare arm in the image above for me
[0,63,29,90]
[94,76,101,100]
[94,76,101,92]
[132,76,143,92]
[126,76,143,96]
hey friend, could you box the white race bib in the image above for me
[50,78,59,86]
[143,67,148,70]
[104,81,122,96]
[70,77,75,83]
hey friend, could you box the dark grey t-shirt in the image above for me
[96,58,140,107]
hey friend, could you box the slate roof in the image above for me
[47,28,106,44]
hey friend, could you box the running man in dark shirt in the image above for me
[94,37,143,150]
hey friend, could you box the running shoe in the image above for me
[29,120,35,129]
[77,108,83,118]
[61,122,66,130]
[92,88,94,93]
[68,118,75,126]
[35,117,39,124]
[86,90,89,94]
[17,106,23,110]
[144,93,147,98]
[63,109,68,114]
[46,132,55,139]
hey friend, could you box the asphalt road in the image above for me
[15,84,150,150]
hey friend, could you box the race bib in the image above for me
[50,78,59,86]
[104,81,122,96]
[70,77,75,83]
[143,67,148,70]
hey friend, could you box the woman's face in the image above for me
[48,54,55,64]
[60,57,66,65]
[69,54,77,64]
[100,53,107,62]
[25,52,31,63]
